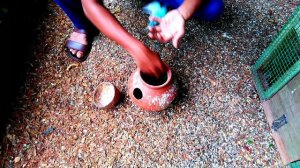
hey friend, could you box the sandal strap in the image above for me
[74,28,89,35]
[66,40,88,53]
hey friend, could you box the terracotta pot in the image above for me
[93,82,120,109]
[128,65,178,111]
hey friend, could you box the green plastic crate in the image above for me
[290,160,300,168]
[252,6,300,100]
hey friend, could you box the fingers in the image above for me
[149,26,161,33]
[149,16,162,23]
[138,60,166,79]
[148,17,170,43]
[140,67,161,79]
[149,25,172,43]
[149,30,184,48]
[157,33,169,43]
[149,66,165,79]
[148,32,154,39]
[172,30,185,48]
[152,59,168,79]
[152,69,162,79]
[148,32,170,43]
[148,26,168,42]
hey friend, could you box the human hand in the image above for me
[130,45,167,79]
[148,9,185,48]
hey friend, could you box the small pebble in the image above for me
[14,157,21,163]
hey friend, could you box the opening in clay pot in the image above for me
[133,88,143,99]
[140,72,168,86]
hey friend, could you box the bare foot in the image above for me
[68,31,88,58]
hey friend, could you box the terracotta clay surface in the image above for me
[128,65,178,111]
[94,82,120,109]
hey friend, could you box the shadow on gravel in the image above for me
[0,0,48,139]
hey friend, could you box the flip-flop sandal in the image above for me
[66,29,94,62]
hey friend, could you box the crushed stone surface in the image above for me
[0,0,298,167]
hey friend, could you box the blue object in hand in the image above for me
[143,1,167,28]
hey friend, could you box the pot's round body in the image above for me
[128,66,178,111]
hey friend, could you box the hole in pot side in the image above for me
[141,72,168,86]
[133,88,143,99]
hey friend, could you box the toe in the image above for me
[77,51,84,58]
[71,49,77,55]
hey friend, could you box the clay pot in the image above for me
[93,82,120,109]
[128,65,178,111]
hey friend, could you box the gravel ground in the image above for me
[0,0,298,167]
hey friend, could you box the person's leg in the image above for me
[157,0,224,21]
[155,0,182,9]
[54,0,96,31]
[54,0,98,61]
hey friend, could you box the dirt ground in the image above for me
[0,0,298,167]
